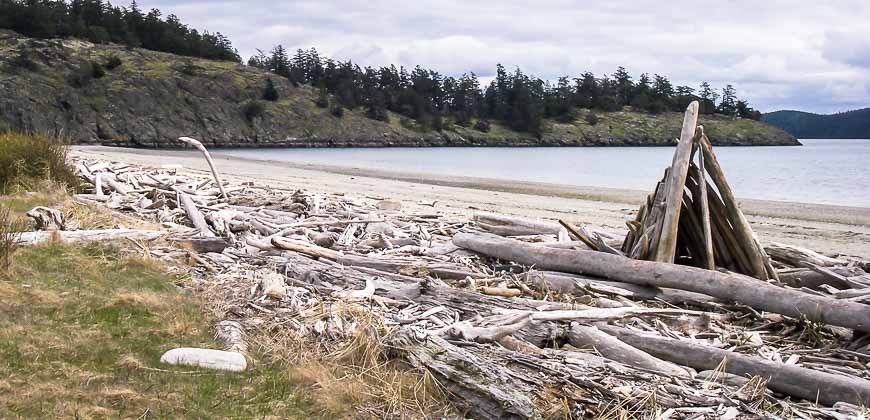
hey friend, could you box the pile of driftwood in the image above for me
[40,136,870,419]
[622,102,777,280]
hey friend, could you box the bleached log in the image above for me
[160,347,247,372]
[16,229,165,245]
[177,192,215,237]
[475,212,561,236]
[765,242,845,268]
[656,101,699,263]
[600,326,870,407]
[388,329,537,420]
[444,313,532,343]
[26,206,66,230]
[214,320,248,354]
[453,232,870,332]
[178,137,227,198]
[518,307,701,322]
[695,130,715,270]
[568,324,692,378]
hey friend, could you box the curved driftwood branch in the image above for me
[178,136,227,199]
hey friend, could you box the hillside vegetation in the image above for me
[763,108,870,139]
[0,30,799,147]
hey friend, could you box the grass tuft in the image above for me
[0,131,79,194]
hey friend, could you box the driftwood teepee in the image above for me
[621,101,778,280]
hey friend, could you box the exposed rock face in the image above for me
[0,31,800,148]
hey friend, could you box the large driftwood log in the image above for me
[599,326,870,407]
[388,329,537,420]
[567,324,691,377]
[16,229,165,245]
[656,101,699,263]
[453,232,870,332]
[765,242,845,268]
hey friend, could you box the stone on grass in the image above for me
[159,347,247,372]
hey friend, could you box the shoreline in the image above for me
[70,145,870,258]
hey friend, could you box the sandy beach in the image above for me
[72,146,870,259]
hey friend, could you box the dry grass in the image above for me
[248,303,453,419]
[0,131,80,194]
[0,205,26,271]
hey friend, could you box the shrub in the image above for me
[0,132,79,194]
[473,119,490,133]
[262,78,279,101]
[366,106,389,122]
[11,52,39,72]
[555,108,579,124]
[585,113,600,126]
[68,61,105,88]
[330,105,344,118]
[241,100,265,122]
[0,205,26,271]
[104,55,123,70]
[315,88,329,108]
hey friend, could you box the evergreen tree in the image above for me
[262,78,279,101]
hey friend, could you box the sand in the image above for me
[71,146,870,259]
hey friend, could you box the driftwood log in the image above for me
[453,232,870,332]
[16,229,165,245]
[599,326,870,407]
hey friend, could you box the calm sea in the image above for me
[218,139,870,208]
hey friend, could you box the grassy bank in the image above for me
[0,194,316,417]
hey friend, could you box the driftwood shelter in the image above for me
[622,101,778,281]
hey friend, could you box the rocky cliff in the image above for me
[0,31,800,148]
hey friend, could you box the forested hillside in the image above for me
[763,109,870,139]
[0,0,798,147]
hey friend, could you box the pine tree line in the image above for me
[0,0,240,62]
[250,47,762,134]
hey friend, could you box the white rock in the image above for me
[159,347,247,372]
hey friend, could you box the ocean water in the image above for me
[217,139,870,208]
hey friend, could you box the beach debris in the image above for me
[66,130,870,419]
[159,347,247,372]
[26,206,66,230]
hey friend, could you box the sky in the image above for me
[139,0,869,114]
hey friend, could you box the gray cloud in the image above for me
[139,0,870,113]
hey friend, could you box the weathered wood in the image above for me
[388,329,537,420]
[26,206,66,231]
[695,135,715,270]
[16,229,165,245]
[699,135,768,279]
[568,324,691,377]
[599,326,870,407]
[178,136,227,198]
[453,232,870,332]
[656,101,699,263]
[765,242,845,268]
[177,191,215,237]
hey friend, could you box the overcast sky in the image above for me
[139,0,869,113]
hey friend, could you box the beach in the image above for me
[71,145,870,259]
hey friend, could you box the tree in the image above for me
[262,78,279,101]
[698,82,718,114]
[718,84,738,117]
[612,66,634,106]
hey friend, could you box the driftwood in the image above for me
[567,324,692,377]
[178,136,227,198]
[68,155,870,417]
[453,232,870,332]
[26,206,66,230]
[656,101,698,262]
[766,242,845,268]
[16,229,165,245]
[600,326,870,407]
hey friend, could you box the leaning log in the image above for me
[599,326,870,407]
[178,136,227,199]
[452,232,870,332]
[656,101,699,263]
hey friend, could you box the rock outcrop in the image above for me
[0,30,800,148]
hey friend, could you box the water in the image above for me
[218,139,870,208]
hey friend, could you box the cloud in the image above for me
[137,0,870,113]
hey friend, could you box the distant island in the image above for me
[0,1,798,147]
[763,109,870,139]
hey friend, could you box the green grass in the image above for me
[0,240,316,418]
